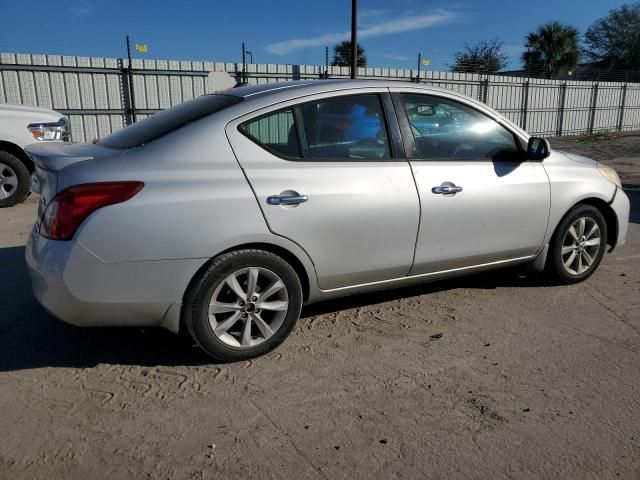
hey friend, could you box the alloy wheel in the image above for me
[0,163,19,200]
[208,267,289,348]
[560,216,602,275]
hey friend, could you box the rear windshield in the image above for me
[98,94,242,149]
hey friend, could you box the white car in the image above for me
[25,80,629,362]
[0,104,70,207]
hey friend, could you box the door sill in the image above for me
[320,255,535,294]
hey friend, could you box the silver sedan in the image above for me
[25,80,630,361]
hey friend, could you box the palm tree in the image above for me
[332,41,367,67]
[522,22,580,78]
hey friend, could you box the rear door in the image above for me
[226,89,420,290]
[390,89,550,274]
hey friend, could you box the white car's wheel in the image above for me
[0,151,30,208]
[548,205,607,284]
[182,249,303,362]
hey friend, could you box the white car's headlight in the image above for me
[597,163,622,189]
[27,117,70,142]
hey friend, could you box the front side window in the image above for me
[400,94,519,161]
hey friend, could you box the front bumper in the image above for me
[611,187,630,249]
[25,227,205,330]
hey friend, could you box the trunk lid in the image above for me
[25,142,119,218]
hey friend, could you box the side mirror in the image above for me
[527,137,551,161]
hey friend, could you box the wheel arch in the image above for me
[551,197,618,251]
[174,241,315,336]
[182,242,314,306]
[0,141,34,173]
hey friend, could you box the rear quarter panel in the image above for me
[66,115,316,280]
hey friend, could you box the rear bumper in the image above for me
[25,227,205,331]
[611,187,630,249]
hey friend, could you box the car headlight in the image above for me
[597,163,621,188]
[27,117,70,142]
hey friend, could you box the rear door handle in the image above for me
[432,185,463,195]
[266,194,308,206]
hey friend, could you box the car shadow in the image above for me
[0,245,557,373]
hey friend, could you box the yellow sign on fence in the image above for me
[135,44,148,53]
[422,59,430,66]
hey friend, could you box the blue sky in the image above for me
[0,0,629,70]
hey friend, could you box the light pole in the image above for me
[350,0,357,79]
[246,50,254,64]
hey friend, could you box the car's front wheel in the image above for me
[182,249,303,362]
[548,204,607,284]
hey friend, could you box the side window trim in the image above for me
[391,92,418,159]
[292,106,308,158]
[239,92,403,162]
[381,91,404,159]
[392,91,524,161]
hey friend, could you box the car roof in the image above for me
[226,79,456,99]
[222,80,529,141]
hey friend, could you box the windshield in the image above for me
[98,94,242,149]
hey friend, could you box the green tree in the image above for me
[522,21,581,78]
[331,41,367,67]
[451,39,508,74]
[584,3,640,71]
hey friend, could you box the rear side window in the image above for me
[239,93,391,161]
[299,94,390,159]
[98,94,242,149]
[240,109,300,158]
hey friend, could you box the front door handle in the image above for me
[267,194,309,206]
[432,185,463,195]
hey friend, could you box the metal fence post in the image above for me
[233,63,241,85]
[480,77,489,104]
[588,82,599,134]
[556,82,567,136]
[118,58,134,126]
[520,80,529,131]
[617,83,628,132]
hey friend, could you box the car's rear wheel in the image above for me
[548,204,607,284]
[0,151,30,208]
[182,249,303,362]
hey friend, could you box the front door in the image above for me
[227,90,420,290]
[392,90,550,275]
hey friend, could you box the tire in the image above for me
[182,249,303,362]
[0,150,31,208]
[547,204,607,284]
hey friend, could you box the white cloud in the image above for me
[69,0,94,16]
[382,54,412,61]
[266,11,454,55]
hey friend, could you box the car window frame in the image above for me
[238,92,404,162]
[391,91,527,162]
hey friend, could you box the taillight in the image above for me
[40,182,144,241]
